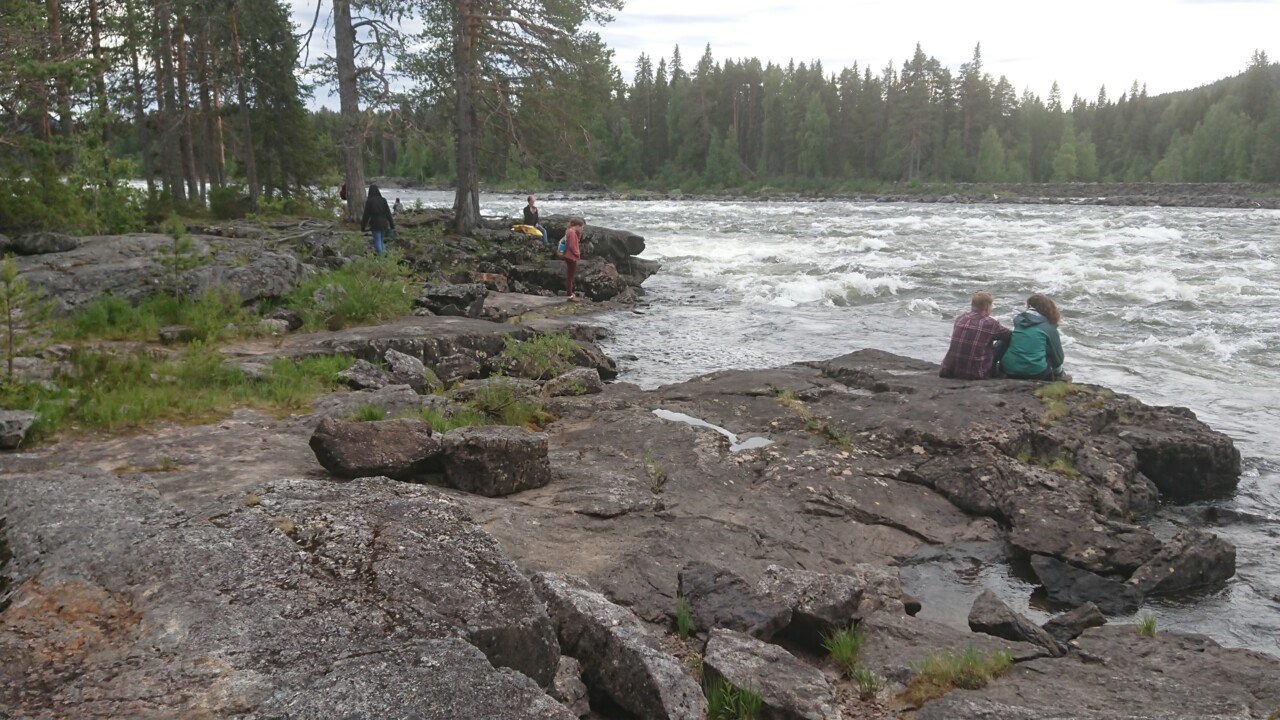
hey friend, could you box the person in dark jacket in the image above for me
[523,195,549,249]
[360,184,394,255]
[940,291,1011,379]
[1000,293,1066,380]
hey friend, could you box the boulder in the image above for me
[678,562,792,640]
[159,324,195,345]
[337,359,395,391]
[0,470,569,717]
[440,425,552,497]
[543,368,605,397]
[1119,409,1241,502]
[417,282,488,318]
[0,409,37,450]
[967,589,1064,656]
[1029,555,1143,615]
[756,564,900,649]
[531,572,706,720]
[309,416,442,480]
[435,352,484,385]
[260,318,291,335]
[264,306,304,331]
[1041,602,1106,645]
[703,628,840,720]
[1126,529,1236,595]
[384,348,433,393]
[551,656,590,718]
[7,231,78,255]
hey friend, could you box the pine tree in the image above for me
[975,127,1007,182]
[1,255,53,383]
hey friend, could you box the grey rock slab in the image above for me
[384,348,431,392]
[1030,554,1144,615]
[0,470,565,717]
[1041,602,1106,645]
[1126,528,1236,595]
[417,282,488,318]
[0,409,37,450]
[337,358,395,390]
[703,628,840,720]
[531,572,705,720]
[967,589,1064,656]
[308,416,441,480]
[440,425,552,497]
[544,367,605,397]
[678,561,792,640]
[915,625,1280,720]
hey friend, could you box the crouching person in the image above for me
[940,291,1011,380]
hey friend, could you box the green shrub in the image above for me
[675,597,692,638]
[1136,614,1158,638]
[498,332,578,380]
[208,185,251,220]
[821,625,867,677]
[900,647,1013,706]
[285,252,414,331]
[704,676,762,720]
[61,289,258,344]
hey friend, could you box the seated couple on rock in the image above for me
[939,291,1067,381]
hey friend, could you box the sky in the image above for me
[291,0,1280,106]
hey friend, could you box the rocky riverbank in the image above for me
[2,216,1278,718]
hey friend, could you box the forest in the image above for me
[1,0,1278,235]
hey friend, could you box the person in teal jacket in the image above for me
[1000,294,1065,380]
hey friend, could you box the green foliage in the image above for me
[348,404,386,422]
[1,254,54,382]
[703,676,762,720]
[419,406,490,433]
[1034,381,1088,402]
[285,251,414,331]
[156,217,206,297]
[900,648,1013,706]
[1136,614,1158,638]
[209,185,252,220]
[467,379,552,429]
[821,624,867,677]
[1015,448,1081,480]
[61,290,259,344]
[498,332,578,380]
[0,346,353,440]
[675,597,692,638]
[853,665,880,700]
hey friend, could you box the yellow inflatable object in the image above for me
[512,224,542,236]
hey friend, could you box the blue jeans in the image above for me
[536,224,549,248]
[372,229,386,255]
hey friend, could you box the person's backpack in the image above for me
[557,237,567,254]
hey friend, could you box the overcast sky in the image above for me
[292,0,1280,106]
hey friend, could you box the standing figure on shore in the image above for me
[360,184,395,256]
[392,198,404,215]
[940,291,1012,379]
[1001,294,1067,381]
[523,195,550,250]
[562,217,584,302]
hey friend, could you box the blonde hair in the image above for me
[970,291,994,312]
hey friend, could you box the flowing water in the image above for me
[393,189,1280,655]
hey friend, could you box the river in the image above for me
[391,189,1280,655]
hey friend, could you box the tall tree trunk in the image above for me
[47,0,73,149]
[228,3,258,203]
[129,29,155,195]
[156,2,185,202]
[452,0,480,234]
[333,0,365,222]
[197,26,221,189]
[89,0,112,187]
[175,19,200,201]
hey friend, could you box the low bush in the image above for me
[467,379,552,429]
[498,331,578,380]
[61,289,260,344]
[900,647,1013,706]
[285,251,415,331]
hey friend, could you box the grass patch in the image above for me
[347,404,386,422]
[675,597,692,638]
[1015,449,1081,480]
[1136,614,1158,638]
[0,345,353,440]
[643,447,667,493]
[775,387,852,449]
[498,331,578,380]
[704,676,762,720]
[60,289,261,343]
[419,406,490,433]
[899,647,1013,707]
[853,666,880,700]
[1034,382,1107,426]
[822,624,867,677]
[285,251,415,331]
[467,378,553,429]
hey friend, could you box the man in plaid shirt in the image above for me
[940,291,1012,380]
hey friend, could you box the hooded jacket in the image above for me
[361,185,394,232]
[1001,308,1065,377]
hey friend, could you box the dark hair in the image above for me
[367,184,381,199]
[1027,293,1060,326]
